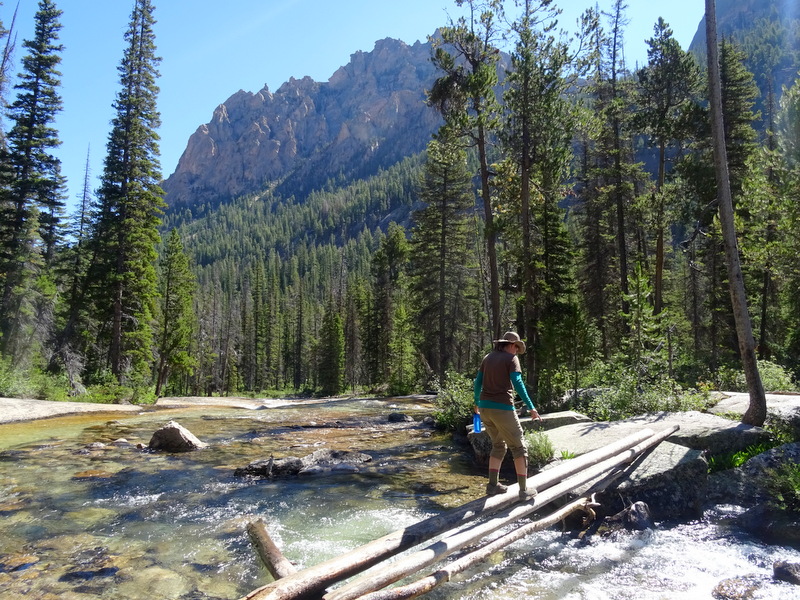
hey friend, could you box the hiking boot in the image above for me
[486,482,508,496]
[519,487,537,501]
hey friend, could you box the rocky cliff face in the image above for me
[162,37,442,209]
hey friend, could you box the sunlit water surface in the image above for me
[1,397,799,600]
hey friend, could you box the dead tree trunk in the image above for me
[241,427,677,600]
[247,519,297,580]
[704,0,767,426]
[358,496,599,600]
[324,426,678,600]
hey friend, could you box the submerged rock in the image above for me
[618,501,654,531]
[234,448,373,478]
[388,412,414,423]
[712,575,765,599]
[148,421,208,452]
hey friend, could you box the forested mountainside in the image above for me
[3,1,800,416]
[689,0,800,129]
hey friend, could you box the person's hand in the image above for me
[529,409,542,422]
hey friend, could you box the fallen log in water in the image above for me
[240,426,675,600]
[247,519,297,580]
[357,495,599,600]
[324,425,678,600]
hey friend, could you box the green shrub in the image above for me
[707,442,776,473]
[524,430,554,469]
[432,372,474,432]
[30,369,70,402]
[714,360,798,393]
[0,357,32,398]
[582,368,709,421]
[0,358,72,401]
[765,462,800,513]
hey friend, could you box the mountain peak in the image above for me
[162,36,440,209]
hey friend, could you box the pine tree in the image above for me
[677,38,760,372]
[154,229,196,396]
[636,17,701,314]
[343,276,368,393]
[318,298,344,396]
[575,0,648,358]
[83,0,163,391]
[409,137,476,383]
[772,75,800,377]
[0,0,66,363]
[365,223,408,388]
[428,0,504,339]
[499,0,591,403]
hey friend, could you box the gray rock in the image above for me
[388,412,414,423]
[774,561,800,586]
[712,575,765,600]
[468,410,773,521]
[235,448,372,478]
[709,392,800,440]
[610,440,707,520]
[736,503,800,546]
[147,421,208,453]
[622,501,654,530]
[601,500,654,532]
[707,442,800,507]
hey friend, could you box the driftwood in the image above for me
[240,426,677,600]
[247,519,297,580]
[357,496,600,600]
[324,425,678,600]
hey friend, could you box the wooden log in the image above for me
[247,519,297,580]
[358,496,599,600]
[239,427,664,600]
[323,425,678,600]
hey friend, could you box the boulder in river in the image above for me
[148,421,208,452]
[234,448,373,478]
[773,561,800,586]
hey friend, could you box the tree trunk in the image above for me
[704,0,766,426]
[247,519,298,580]
[477,123,501,340]
[324,426,678,600]
[239,428,661,600]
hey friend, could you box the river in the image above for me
[0,396,799,599]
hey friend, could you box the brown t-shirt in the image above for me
[478,349,521,406]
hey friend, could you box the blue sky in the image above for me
[1,0,704,212]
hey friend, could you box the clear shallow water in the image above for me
[1,397,799,600]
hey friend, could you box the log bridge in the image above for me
[240,425,679,600]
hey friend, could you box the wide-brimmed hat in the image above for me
[493,331,526,354]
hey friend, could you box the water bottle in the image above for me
[473,412,482,433]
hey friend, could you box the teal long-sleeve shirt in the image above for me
[473,371,535,412]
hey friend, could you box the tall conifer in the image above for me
[429,0,503,340]
[500,0,590,403]
[0,0,65,362]
[154,229,196,396]
[84,0,163,389]
[410,137,476,383]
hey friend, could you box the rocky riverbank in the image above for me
[465,392,800,545]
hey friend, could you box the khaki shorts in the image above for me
[480,407,527,460]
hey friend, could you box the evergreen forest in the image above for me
[2,0,800,424]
